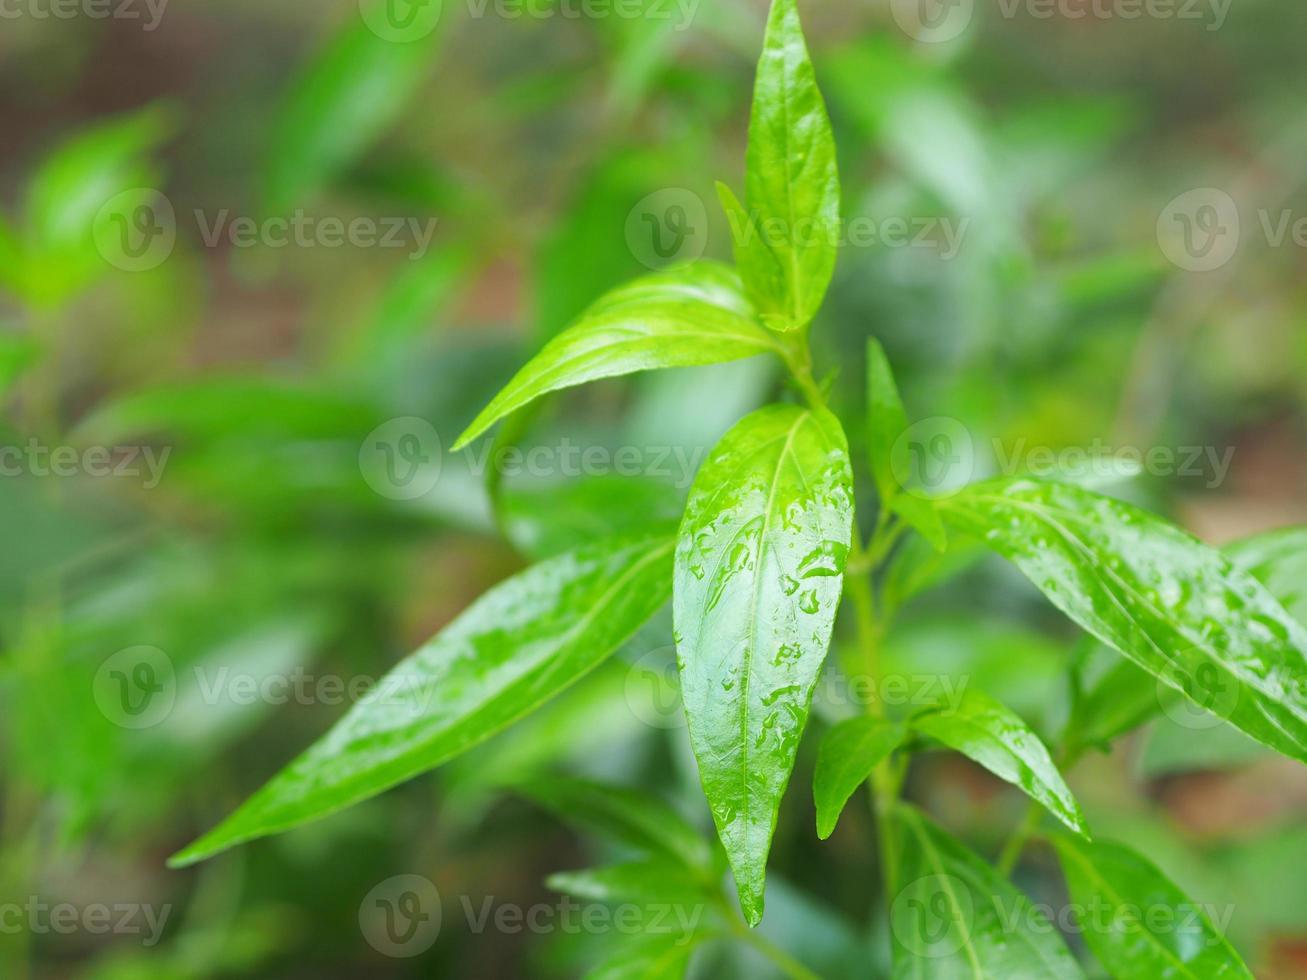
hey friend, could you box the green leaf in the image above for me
[453,262,779,449]
[1227,525,1307,624]
[865,338,946,550]
[584,929,702,980]
[674,404,854,924]
[515,777,712,871]
[1051,836,1253,980]
[889,805,1085,978]
[734,0,840,331]
[813,717,903,839]
[911,688,1088,838]
[169,534,674,867]
[264,13,441,214]
[546,859,713,906]
[938,478,1307,764]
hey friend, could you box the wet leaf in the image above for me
[911,688,1088,837]
[1051,835,1253,979]
[724,0,840,331]
[454,262,779,449]
[890,805,1084,978]
[674,404,854,924]
[170,534,674,866]
[939,479,1307,764]
[813,716,903,839]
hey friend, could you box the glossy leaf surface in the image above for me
[674,404,854,924]
[735,0,840,330]
[912,688,1087,837]
[890,805,1084,978]
[939,478,1307,763]
[1052,836,1253,979]
[454,262,778,449]
[813,717,903,839]
[171,535,674,866]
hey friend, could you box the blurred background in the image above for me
[2,0,1306,976]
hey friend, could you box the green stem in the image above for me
[994,799,1041,877]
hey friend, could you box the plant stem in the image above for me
[994,799,1042,877]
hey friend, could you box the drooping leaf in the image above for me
[889,805,1085,978]
[813,716,903,839]
[170,534,674,866]
[516,777,712,871]
[1051,835,1254,979]
[865,337,946,549]
[674,404,854,924]
[911,688,1088,838]
[938,478,1307,764]
[453,262,779,449]
[1071,524,1307,750]
[732,0,840,331]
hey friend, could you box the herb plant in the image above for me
[166,1,1307,976]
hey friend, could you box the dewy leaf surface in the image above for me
[1052,836,1254,980]
[454,262,779,448]
[171,534,674,866]
[813,716,904,839]
[939,478,1307,763]
[737,0,841,331]
[911,688,1087,837]
[674,404,854,924]
[890,805,1084,979]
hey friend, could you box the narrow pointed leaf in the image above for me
[674,404,854,924]
[454,262,778,448]
[516,777,712,871]
[890,805,1085,978]
[546,860,713,907]
[739,0,841,331]
[911,688,1088,838]
[938,478,1307,764]
[813,717,903,839]
[170,535,674,867]
[1051,836,1253,979]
